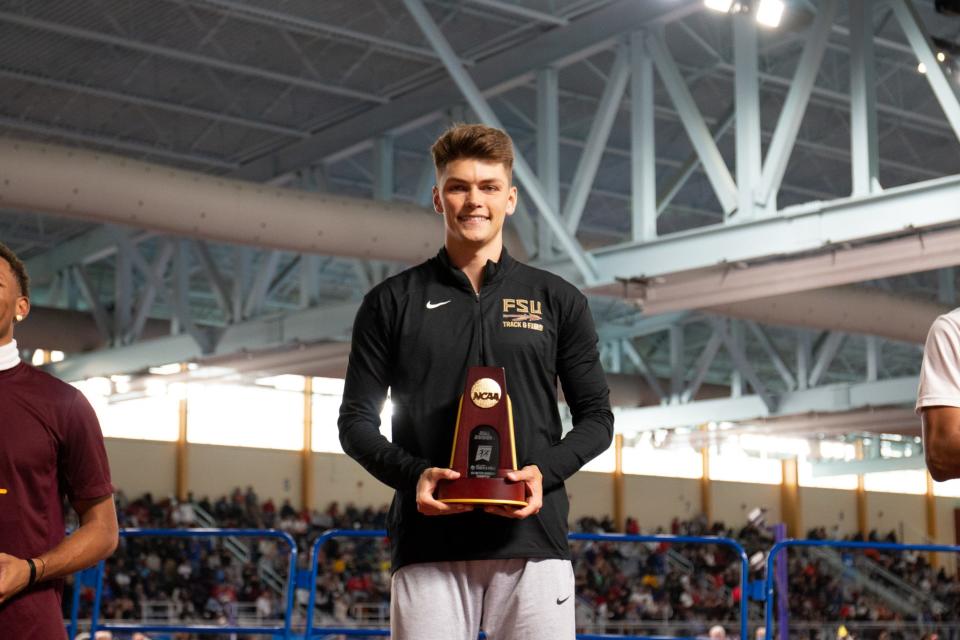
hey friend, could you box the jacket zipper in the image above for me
[475,290,484,364]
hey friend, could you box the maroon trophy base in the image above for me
[437,475,527,507]
[436,366,528,507]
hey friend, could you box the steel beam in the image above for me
[0,115,237,170]
[465,0,569,25]
[646,30,738,215]
[733,10,761,219]
[372,136,395,202]
[620,339,666,402]
[637,224,960,314]
[0,11,386,104]
[49,299,361,381]
[402,0,599,284]
[536,67,560,259]
[890,0,960,143]
[630,32,657,242]
[0,68,307,138]
[25,227,154,286]
[808,332,846,388]
[756,0,838,209]
[617,376,919,430]
[563,44,630,234]
[192,0,452,63]
[656,107,735,216]
[682,328,721,402]
[715,319,776,411]
[849,0,881,196]
[72,265,112,343]
[192,240,235,321]
[231,0,702,182]
[570,174,960,290]
[744,320,797,391]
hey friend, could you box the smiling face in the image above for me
[433,157,517,253]
[0,257,29,345]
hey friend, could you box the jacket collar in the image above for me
[435,245,514,292]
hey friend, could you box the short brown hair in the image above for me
[0,242,29,299]
[431,123,514,175]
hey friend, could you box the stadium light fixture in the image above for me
[704,0,735,12]
[755,0,785,27]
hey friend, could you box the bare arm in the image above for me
[923,407,960,481]
[0,495,118,604]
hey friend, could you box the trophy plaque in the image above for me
[436,366,527,507]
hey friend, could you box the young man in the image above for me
[338,124,614,639]
[917,308,960,480]
[0,242,118,639]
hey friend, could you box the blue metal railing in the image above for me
[69,527,751,639]
[304,530,751,640]
[569,532,751,640]
[763,539,960,640]
[87,528,299,638]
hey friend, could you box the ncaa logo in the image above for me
[470,378,502,408]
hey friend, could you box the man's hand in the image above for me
[416,468,473,516]
[484,465,543,520]
[0,553,31,605]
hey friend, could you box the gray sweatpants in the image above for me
[390,558,575,640]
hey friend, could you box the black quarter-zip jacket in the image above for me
[338,246,614,570]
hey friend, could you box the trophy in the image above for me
[436,366,528,506]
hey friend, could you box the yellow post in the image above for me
[855,440,867,539]
[927,470,938,569]
[175,363,189,503]
[700,425,712,524]
[780,457,801,537]
[302,377,314,513]
[613,434,624,532]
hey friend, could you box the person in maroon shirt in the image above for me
[0,242,118,639]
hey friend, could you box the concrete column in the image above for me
[927,471,939,569]
[175,363,189,502]
[302,377,314,512]
[855,440,867,539]
[781,457,801,537]
[700,425,712,524]
[613,434,624,532]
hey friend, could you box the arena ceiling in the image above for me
[1,0,959,462]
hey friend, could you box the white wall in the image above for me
[713,480,781,527]
[188,443,301,506]
[105,438,176,499]
[566,471,615,521]
[312,452,394,509]
[622,474,700,531]
[800,486,859,538]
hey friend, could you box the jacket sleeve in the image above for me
[338,291,431,492]
[526,294,614,491]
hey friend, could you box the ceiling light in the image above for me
[704,0,735,12]
[937,51,947,63]
[918,62,928,74]
[756,0,785,27]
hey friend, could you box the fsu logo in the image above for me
[470,378,502,408]
[501,298,545,332]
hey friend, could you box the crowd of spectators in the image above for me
[63,490,960,640]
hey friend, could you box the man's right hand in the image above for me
[0,553,30,605]
[416,468,474,516]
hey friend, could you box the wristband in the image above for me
[26,558,36,587]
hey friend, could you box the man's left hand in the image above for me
[484,465,542,519]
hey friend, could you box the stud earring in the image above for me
[15,314,23,322]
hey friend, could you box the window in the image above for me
[187,383,303,450]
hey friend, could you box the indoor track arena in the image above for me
[2,1,960,639]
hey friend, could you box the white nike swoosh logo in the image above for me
[426,300,451,310]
